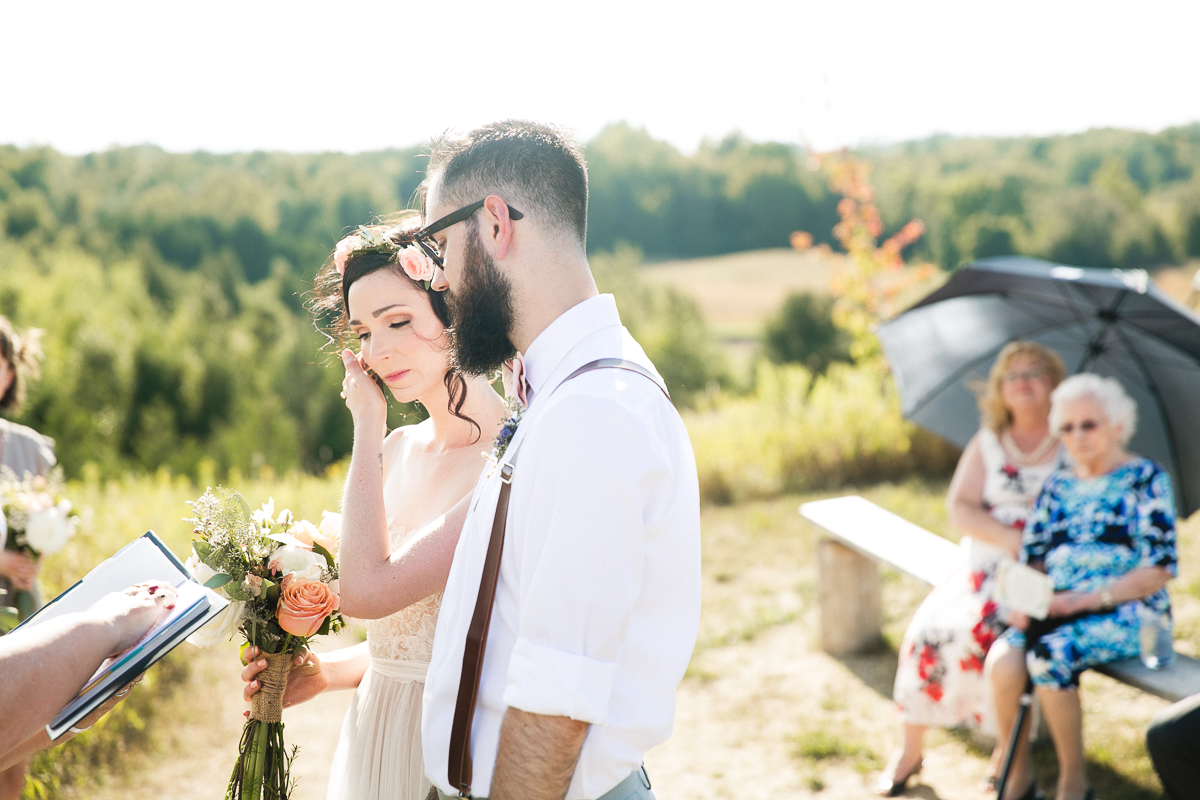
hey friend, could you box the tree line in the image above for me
[1,122,1198,480]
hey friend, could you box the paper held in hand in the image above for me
[14,531,228,740]
[995,560,1055,620]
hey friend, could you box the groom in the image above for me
[418,121,701,800]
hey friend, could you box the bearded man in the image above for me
[417,120,700,800]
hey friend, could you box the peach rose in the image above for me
[333,236,358,276]
[398,246,436,284]
[276,575,339,638]
[289,519,338,555]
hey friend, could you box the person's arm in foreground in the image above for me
[946,435,1024,556]
[490,708,588,800]
[0,583,175,767]
[336,350,468,619]
[2,672,143,768]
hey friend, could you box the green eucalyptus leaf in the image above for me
[233,491,252,522]
[311,541,335,569]
[193,541,213,560]
[204,573,232,590]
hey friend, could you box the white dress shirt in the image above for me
[423,294,701,799]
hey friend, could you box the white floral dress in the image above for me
[326,522,441,800]
[892,429,1058,729]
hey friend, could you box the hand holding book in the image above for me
[92,582,179,657]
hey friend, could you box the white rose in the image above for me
[268,544,326,580]
[251,498,276,527]
[187,599,246,648]
[24,508,72,556]
[319,511,341,541]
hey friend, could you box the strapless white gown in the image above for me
[326,523,442,800]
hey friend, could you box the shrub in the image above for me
[761,291,850,373]
[685,361,959,504]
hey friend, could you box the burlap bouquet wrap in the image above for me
[249,651,291,723]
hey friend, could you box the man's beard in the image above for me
[446,224,517,377]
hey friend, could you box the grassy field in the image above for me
[21,471,1198,798]
[641,248,839,340]
[643,250,1200,382]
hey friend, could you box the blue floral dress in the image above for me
[1001,458,1177,689]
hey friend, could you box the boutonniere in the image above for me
[484,401,523,477]
[484,354,528,476]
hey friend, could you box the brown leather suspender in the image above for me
[446,358,669,797]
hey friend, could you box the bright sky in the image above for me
[3,0,1198,155]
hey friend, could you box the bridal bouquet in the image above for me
[185,487,344,800]
[0,467,78,631]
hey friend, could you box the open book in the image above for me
[15,531,229,740]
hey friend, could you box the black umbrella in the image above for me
[877,256,1200,515]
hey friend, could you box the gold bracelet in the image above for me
[1100,589,1115,610]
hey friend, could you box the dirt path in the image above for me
[83,636,357,800]
[77,492,1172,799]
[83,623,1005,800]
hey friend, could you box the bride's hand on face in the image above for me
[240,646,328,713]
[340,349,387,429]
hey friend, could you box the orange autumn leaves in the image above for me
[792,151,938,364]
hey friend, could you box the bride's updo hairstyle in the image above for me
[309,211,476,435]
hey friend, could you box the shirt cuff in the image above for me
[502,638,618,725]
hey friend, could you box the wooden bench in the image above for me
[800,495,1200,704]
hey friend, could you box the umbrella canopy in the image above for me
[877,256,1200,515]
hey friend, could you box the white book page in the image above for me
[996,561,1055,620]
[23,536,188,627]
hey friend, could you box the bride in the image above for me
[241,212,505,799]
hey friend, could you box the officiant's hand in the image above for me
[0,550,38,591]
[92,582,178,655]
[241,646,328,711]
[340,349,386,430]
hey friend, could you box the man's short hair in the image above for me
[424,120,588,247]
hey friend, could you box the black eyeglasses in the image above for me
[414,199,524,268]
[1059,419,1101,435]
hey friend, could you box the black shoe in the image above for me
[1008,780,1042,800]
[873,759,922,797]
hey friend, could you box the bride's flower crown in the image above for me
[333,225,437,288]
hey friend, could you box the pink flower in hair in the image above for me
[333,236,358,276]
[398,246,436,285]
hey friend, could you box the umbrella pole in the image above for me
[995,675,1034,800]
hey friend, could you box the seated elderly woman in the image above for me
[986,374,1176,800]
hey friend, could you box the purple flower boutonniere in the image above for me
[489,403,523,466]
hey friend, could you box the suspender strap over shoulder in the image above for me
[445,358,668,796]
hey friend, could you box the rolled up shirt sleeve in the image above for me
[500,391,671,724]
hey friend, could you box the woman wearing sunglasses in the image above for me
[986,373,1176,800]
[879,342,1066,796]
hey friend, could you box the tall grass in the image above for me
[684,360,960,504]
[20,468,347,799]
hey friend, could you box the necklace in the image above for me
[1001,429,1058,466]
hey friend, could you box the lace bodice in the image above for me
[366,521,443,664]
